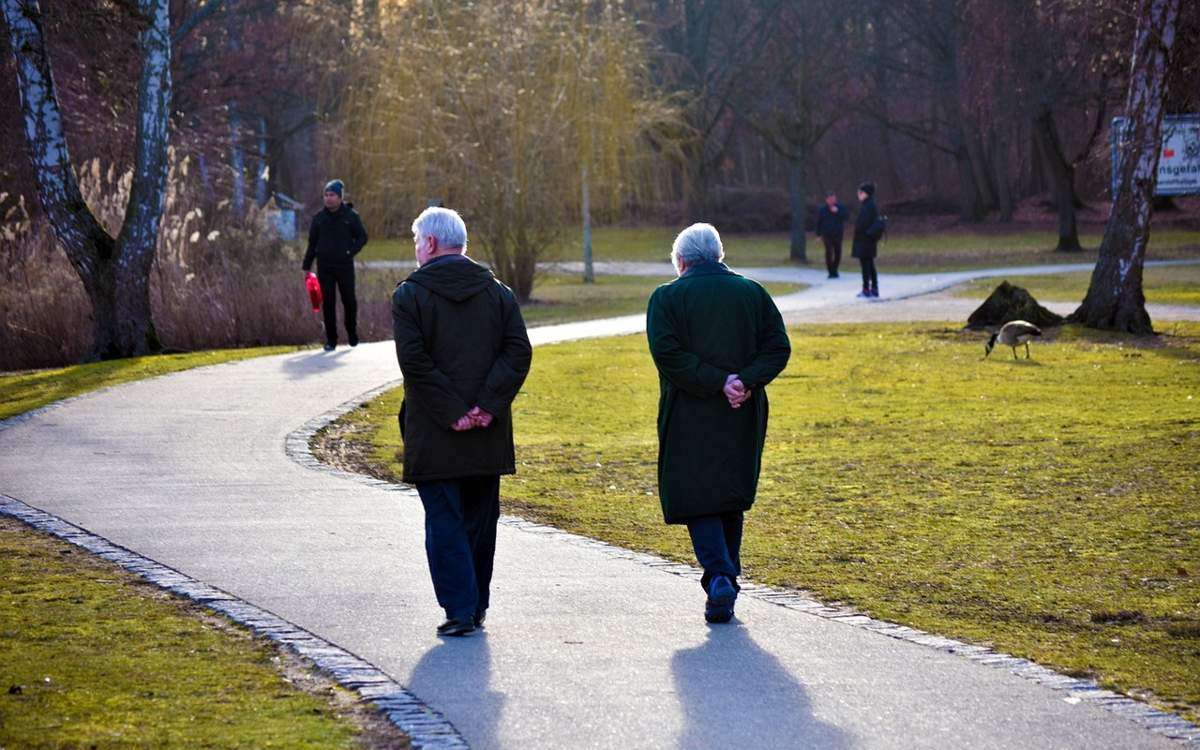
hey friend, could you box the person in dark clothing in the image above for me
[303,179,368,350]
[647,223,791,624]
[814,190,848,278]
[851,182,886,298]
[392,206,532,637]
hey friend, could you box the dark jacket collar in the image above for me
[407,254,494,302]
[681,260,734,278]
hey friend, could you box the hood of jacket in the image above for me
[406,255,495,302]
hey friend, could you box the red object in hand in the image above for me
[305,273,322,312]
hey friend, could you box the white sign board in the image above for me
[1111,114,1200,197]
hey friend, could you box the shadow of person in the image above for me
[407,636,504,750]
[671,624,853,750]
[278,348,350,380]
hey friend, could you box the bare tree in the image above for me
[743,0,853,262]
[654,0,780,220]
[3,0,171,359]
[1071,0,1181,334]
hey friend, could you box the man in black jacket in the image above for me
[392,206,532,637]
[303,179,368,350]
[815,190,848,278]
[851,182,885,298]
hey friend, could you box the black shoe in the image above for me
[474,611,487,629]
[436,617,476,637]
[348,334,359,347]
[831,271,839,278]
[705,576,737,624]
[323,343,336,352]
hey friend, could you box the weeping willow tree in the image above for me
[332,0,675,301]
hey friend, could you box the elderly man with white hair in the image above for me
[646,223,791,623]
[392,206,532,637]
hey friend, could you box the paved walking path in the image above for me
[2,263,1198,748]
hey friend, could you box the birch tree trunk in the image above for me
[1071,0,1180,334]
[3,0,172,359]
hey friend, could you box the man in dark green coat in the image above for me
[647,223,791,623]
[392,207,532,637]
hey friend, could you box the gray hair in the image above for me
[671,223,724,269]
[412,207,468,250]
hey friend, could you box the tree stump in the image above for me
[966,282,1064,330]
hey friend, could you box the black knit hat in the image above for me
[324,179,344,197]
[858,181,876,197]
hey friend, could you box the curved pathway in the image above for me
[2,263,1198,749]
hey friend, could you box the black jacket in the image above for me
[852,197,885,259]
[815,203,848,238]
[302,203,368,270]
[392,255,532,482]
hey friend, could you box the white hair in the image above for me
[412,207,468,250]
[671,223,724,270]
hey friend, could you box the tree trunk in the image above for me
[229,101,246,216]
[787,154,808,263]
[871,12,903,195]
[255,115,269,206]
[1032,109,1083,252]
[990,128,1015,222]
[3,0,170,359]
[953,146,986,221]
[966,131,998,211]
[1071,0,1181,334]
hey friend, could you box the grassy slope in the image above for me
[0,517,387,748]
[358,226,1200,270]
[954,265,1200,307]
[335,322,1200,722]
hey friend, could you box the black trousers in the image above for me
[416,476,501,620]
[685,511,744,593]
[317,263,357,345]
[859,256,878,291]
[822,235,842,275]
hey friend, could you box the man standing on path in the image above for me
[815,190,848,279]
[392,207,532,637]
[852,181,885,299]
[647,223,791,624]
[303,179,368,351]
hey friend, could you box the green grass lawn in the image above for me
[0,517,404,748]
[356,226,1200,271]
[0,346,305,420]
[953,264,1200,307]
[327,321,1200,722]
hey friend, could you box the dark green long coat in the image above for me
[646,262,791,524]
[392,255,532,483]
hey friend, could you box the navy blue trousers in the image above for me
[685,511,744,593]
[416,476,500,620]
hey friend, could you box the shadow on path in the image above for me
[279,348,351,380]
[672,623,853,750]
[407,636,504,750]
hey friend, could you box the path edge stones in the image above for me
[288,380,1200,747]
[0,493,468,750]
